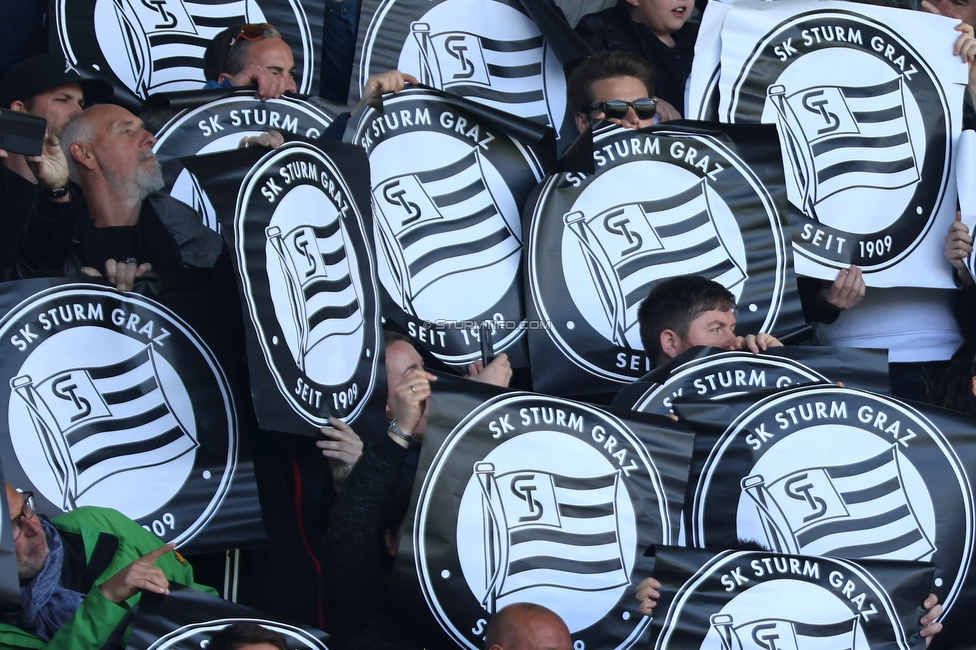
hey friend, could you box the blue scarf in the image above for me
[18,517,85,642]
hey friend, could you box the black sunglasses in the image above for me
[583,98,658,120]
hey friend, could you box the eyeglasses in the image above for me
[583,98,658,120]
[229,23,274,48]
[10,491,35,541]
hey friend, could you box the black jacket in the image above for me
[576,0,698,116]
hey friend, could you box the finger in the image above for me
[130,567,171,594]
[119,263,137,291]
[403,73,420,86]
[139,542,177,565]
[80,266,102,277]
[104,259,118,284]
[920,0,939,14]
[136,262,152,278]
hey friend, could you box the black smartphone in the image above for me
[480,320,495,366]
[0,110,47,156]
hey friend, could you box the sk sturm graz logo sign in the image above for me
[54,0,316,101]
[0,284,236,545]
[235,142,381,425]
[353,87,543,366]
[682,384,973,616]
[527,125,790,388]
[652,547,928,650]
[413,392,683,649]
[153,91,335,232]
[723,7,951,272]
[357,0,566,134]
[629,351,825,416]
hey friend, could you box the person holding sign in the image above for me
[569,50,664,132]
[637,275,782,368]
[0,484,216,649]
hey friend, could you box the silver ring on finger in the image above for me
[411,385,416,393]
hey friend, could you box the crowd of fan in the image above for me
[0,0,973,647]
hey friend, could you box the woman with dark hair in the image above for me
[933,337,976,419]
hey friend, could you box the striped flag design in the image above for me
[10,346,197,509]
[742,447,934,560]
[712,613,858,650]
[111,0,258,97]
[768,79,918,215]
[372,149,521,311]
[566,179,745,346]
[476,463,629,610]
[267,221,364,371]
[411,22,554,128]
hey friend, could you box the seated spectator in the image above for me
[568,51,661,132]
[484,603,572,650]
[208,622,288,650]
[203,22,417,144]
[0,53,111,257]
[576,0,696,117]
[5,104,222,290]
[637,275,781,368]
[203,23,297,101]
[0,484,215,648]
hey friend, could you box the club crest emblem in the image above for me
[153,92,335,232]
[630,352,825,416]
[414,393,675,649]
[235,142,380,425]
[685,385,973,615]
[358,0,567,135]
[527,126,789,385]
[353,87,543,366]
[655,549,917,650]
[722,8,951,271]
[53,0,316,101]
[0,284,236,545]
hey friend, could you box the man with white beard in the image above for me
[6,104,222,290]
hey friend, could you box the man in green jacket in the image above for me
[0,485,216,649]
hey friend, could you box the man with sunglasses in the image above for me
[0,485,215,649]
[203,23,297,102]
[568,51,663,132]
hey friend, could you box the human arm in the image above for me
[654,98,682,122]
[945,211,975,285]
[352,70,419,113]
[733,332,781,354]
[921,593,942,647]
[220,64,296,101]
[321,431,413,640]
[316,416,364,489]
[80,260,155,292]
[21,507,215,649]
[464,353,513,387]
[818,264,867,309]
[635,576,661,616]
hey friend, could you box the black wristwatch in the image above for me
[43,183,70,199]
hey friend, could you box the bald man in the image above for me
[483,603,572,650]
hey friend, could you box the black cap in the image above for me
[0,53,114,109]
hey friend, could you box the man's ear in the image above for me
[659,329,681,361]
[9,100,28,114]
[217,72,233,85]
[575,111,591,133]
[970,375,976,399]
[69,141,96,171]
